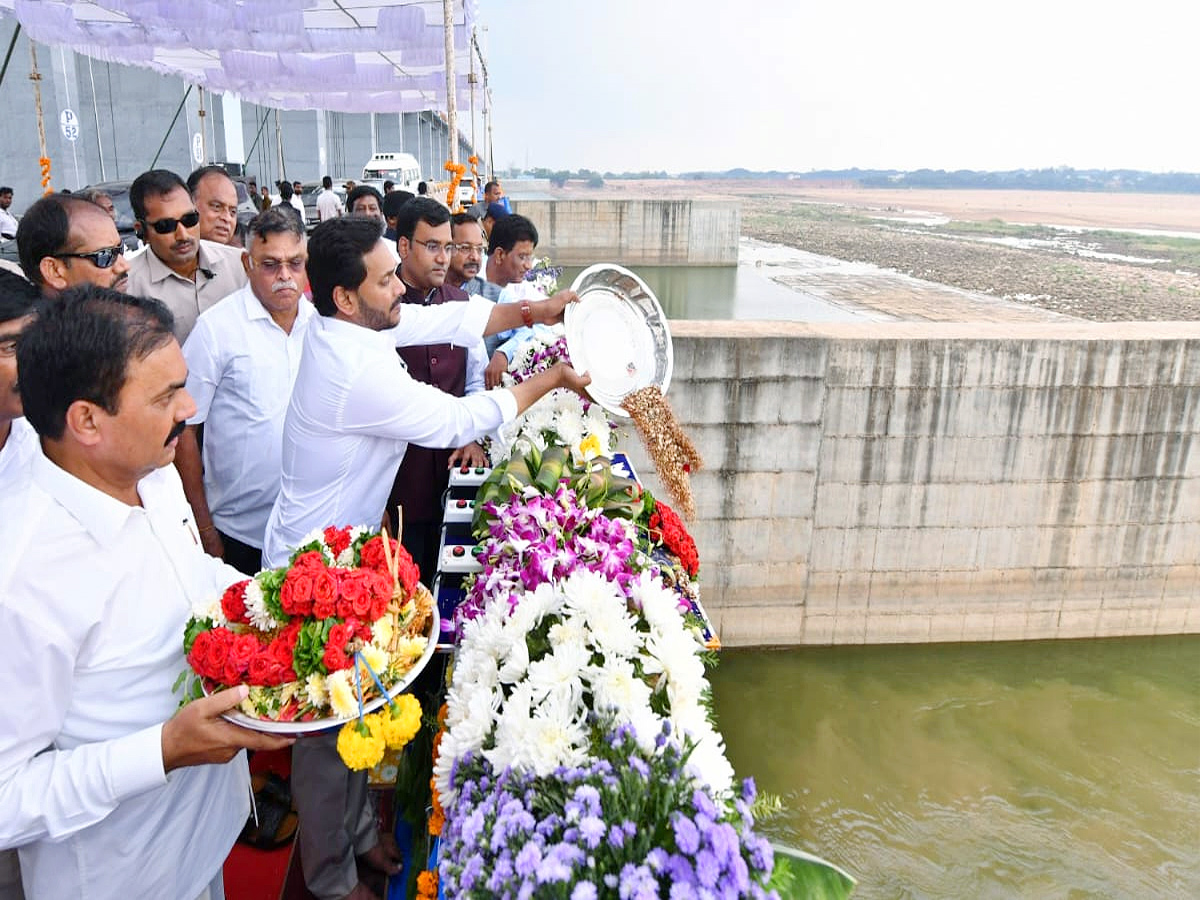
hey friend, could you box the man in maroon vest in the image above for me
[386,198,488,582]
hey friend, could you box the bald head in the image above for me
[17,195,128,294]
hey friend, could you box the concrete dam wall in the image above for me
[621,321,1200,647]
[510,200,740,266]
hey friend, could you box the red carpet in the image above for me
[224,749,294,900]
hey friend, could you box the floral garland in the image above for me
[439,732,777,898]
[443,159,467,211]
[183,526,432,723]
[523,255,563,296]
[647,496,700,579]
[488,330,618,466]
[436,567,733,806]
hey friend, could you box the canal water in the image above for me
[709,635,1200,899]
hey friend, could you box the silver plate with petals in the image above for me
[565,264,673,418]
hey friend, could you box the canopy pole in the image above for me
[150,84,193,170]
[29,42,50,194]
[87,55,106,181]
[0,22,21,92]
[468,27,477,157]
[197,86,207,164]
[274,109,286,182]
[244,104,272,162]
[442,0,457,165]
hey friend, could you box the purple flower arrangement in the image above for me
[457,483,641,632]
[440,725,779,899]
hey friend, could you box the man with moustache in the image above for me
[16,194,131,297]
[125,169,246,343]
[387,199,488,582]
[175,208,312,575]
[263,216,589,900]
[0,285,291,900]
[187,165,241,246]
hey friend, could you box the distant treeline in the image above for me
[677,167,1200,193]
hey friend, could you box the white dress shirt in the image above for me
[316,189,343,221]
[0,453,249,900]
[262,299,518,566]
[0,416,37,489]
[183,285,314,548]
[0,207,17,240]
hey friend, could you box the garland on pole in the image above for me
[443,158,466,211]
[39,156,52,196]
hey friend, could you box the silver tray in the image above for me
[214,598,439,736]
[565,264,673,418]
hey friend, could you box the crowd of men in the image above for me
[0,167,584,900]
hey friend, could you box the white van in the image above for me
[362,152,421,193]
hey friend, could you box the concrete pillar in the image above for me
[221,92,245,165]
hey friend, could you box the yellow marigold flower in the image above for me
[379,693,422,750]
[359,644,389,682]
[427,806,445,836]
[336,717,385,770]
[371,615,393,648]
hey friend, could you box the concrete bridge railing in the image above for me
[620,321,1200,647]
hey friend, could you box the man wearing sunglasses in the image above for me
[174,207,313,576]
[16,194,131,297]
[125,169,247,343]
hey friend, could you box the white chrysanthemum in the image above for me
[496,627,530,684]
[547,616,587,648]
[554,405,586,448]
[191,591,227,627]
[304,673,328,708]
[525,641,589,705]
[371,615,394,648]
[243,578,278,631]
[561,571,641,660]
[326,669,357,718]
[335,546,356,568]
[642,628,705,695]
[631,571,684,632]
[521,398,556,437]
[522,689,589,777]
[684,727,736,798]
[589,656,652,720]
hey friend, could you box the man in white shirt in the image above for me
[264,216,589,900]
[176,207,313,575]
[124,169,247,344]
[316,175,343,221]
[0,187,17,240]
[0,286,291,900]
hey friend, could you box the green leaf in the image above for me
[767,844,856,900]
[182,616,212,656]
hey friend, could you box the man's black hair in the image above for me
[346,185,384,214]
[394,197,450,243]
[18,284,175,440]
[483,180,500,194]
[488,213,538,255]
[248,205,306,243]
[186,164,234,196]
[0,269,40,323]
[322,175,333,189]
[15,194,108,285]
[383,180,394,193]
[0,186,12,195]
[417,181,428,195]
[279,181,295,201]
[450,212,481,230]
[382,191,413,220]
[129,169,188,221]
[306,217,387,318]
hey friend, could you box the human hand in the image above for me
[199,527,225,560]
[535,289,579,325]
[448,441,488,468]
[553,363,592,399]
[161,685,293,772]
[485,350,508,389]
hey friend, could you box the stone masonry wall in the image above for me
[619,321,1200,647]
[510,200,740,266]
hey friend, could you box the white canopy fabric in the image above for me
[0,0,480,113]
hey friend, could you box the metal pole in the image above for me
[29,42,50,194]
[0,22,21,92]
[244,104,273,162]
[87,55,106,180]
[197,86,207,164]
[442,0,458,165]
[274,109,286,182]
[468,28,477,156]
[150,84,193,170]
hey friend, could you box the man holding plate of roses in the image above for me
[0,286,292,900]
[263,215,591,900]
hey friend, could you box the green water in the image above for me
[710,636,1200,899]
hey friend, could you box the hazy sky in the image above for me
[482,0,1199,174]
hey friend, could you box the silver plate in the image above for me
[213,599,440,736]
[565,264,673,418]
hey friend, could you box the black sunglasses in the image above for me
[141,210,201,235]
[52,244,125,269]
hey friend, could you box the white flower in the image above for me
[243,578,278,631]
[391,635,428,665]
[523,689,589,777]
[525,641,589,705]
[553,403,586,448]
[588,656,652,720]
[304,673,328,708]
[326,669,357,718]
[561,570,642,660]
[372,615,394,648]
[359,644,390,680]
[191,591,227,627]
[684,726,736,798]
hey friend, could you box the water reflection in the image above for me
[710,636,1200,899]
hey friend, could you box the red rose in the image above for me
[187,632,218,679]
[313,597,337,620]
[270,637,294,668]
[339,569,366,603]
[267,661,288,686]
[280,667,297,684]
[313,570,337,604]
[322,644,351,673]
[355,619,373,641]
[328,622,350,650]
[282,620,303,649]
[293,550,325,572]
[228,633,259,674]
[247,652,274,685]
[324,526,352,557]
[359,536,386,572]
[222,659,243,685]
[220,581,250,623]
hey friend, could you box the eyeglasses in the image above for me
[452,243,485,255]
[142,210,201,235]
[52,244,125,269]
[251,257,306,275]
[415,240,456,256]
